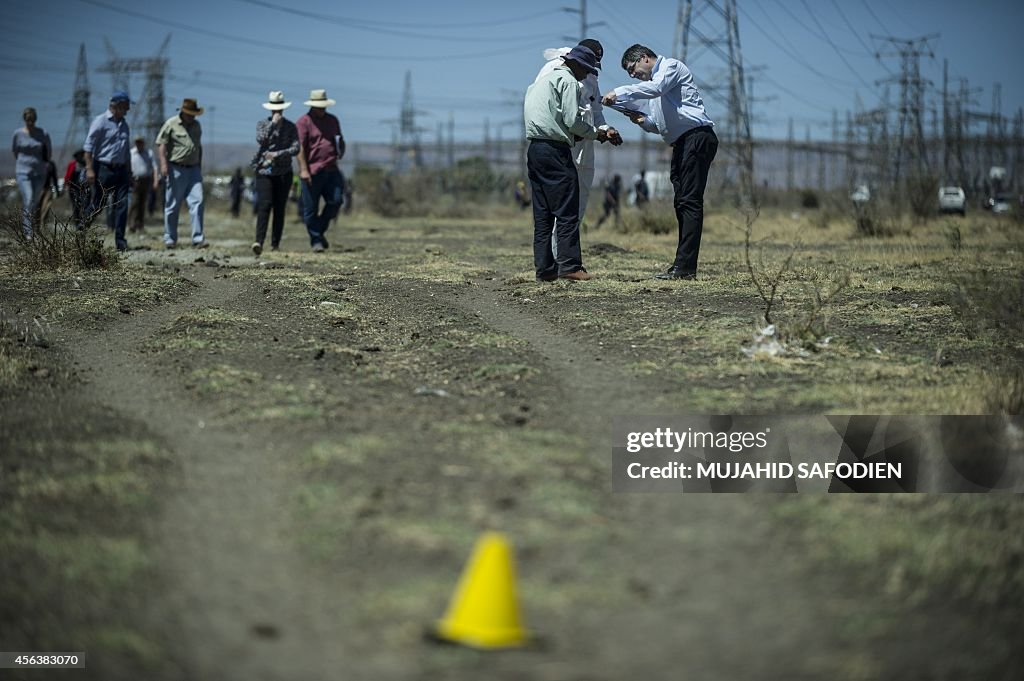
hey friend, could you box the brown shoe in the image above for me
[559,269,593,281]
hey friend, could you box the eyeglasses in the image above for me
[626,59,642,77]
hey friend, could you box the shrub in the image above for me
[1,209,118,270]
[800,190,820,209]
[617,201,676,234]
[904,173,939,221]
[851,200,897,237]
[355,159,520,218]
[741,207,849,345]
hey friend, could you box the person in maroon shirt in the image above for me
[295,89,345,252]
[64,149,88,225]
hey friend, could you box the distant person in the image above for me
[83,92,132,250]
[157,98,207,249]
[524,44,611,282]
[604,44,717,280]
[229,167,245,218]
[64,149,88,224]
[291,174,303,221]
[296,89,345,252]
[595,174,622,228]
[534,39,621,253]
[37,159,60,228]
[514,179,530,209]
[251,90,299,255]
[11,107,52,237]
[633,169,649,206]
[342,171,353,215]
[129,136,158,233]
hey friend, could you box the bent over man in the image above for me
[604,44,717,280]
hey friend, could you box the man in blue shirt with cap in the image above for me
[83,91,132,251]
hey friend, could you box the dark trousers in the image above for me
[91,163,131,250]
[254,172,292,248]
[130,176,152,230]
[669,126,718,274]
[527,139,584,277]
[301,169,343,247]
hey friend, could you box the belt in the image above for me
[528,138,571,149]
[99,161,127,168]
[171,162,198,167]
[671,125,714,147]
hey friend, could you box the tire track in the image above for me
[59,266,349,680]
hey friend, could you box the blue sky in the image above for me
[2,0,1021,158]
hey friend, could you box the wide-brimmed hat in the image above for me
[179,98,204,116]
[579,39,604,68]
[562,45,600,75]
[262,91,291,111]
[304,89,336,108]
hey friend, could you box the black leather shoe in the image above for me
[654,267,696,281]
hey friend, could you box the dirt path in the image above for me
[41,246,1015,679]
[61,267,350,679]
[451,276,849,676]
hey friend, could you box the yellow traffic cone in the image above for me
[430,532,532,649]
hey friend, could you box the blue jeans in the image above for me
[300,169,343,247]
[16,173,44,237]
[164,163,205,245]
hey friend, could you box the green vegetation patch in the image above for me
[774,496,1024,610]
[0,400,176,676]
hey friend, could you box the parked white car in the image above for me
[938,186,966,215]
[850,184,871,204]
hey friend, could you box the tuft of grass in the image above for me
[774,496,1024,609]
[1,207,119,270]
[0,424,175,671]
[472,363,536,382]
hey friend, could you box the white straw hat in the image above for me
[262,91,291,111]
[303,89,336,108]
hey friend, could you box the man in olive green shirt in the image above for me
[156,98,207,248]
[524,45,617,281]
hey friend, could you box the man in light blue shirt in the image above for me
[603,44,718,280]
[83,91,132,250]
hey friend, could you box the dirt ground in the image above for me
[2,203,1023,680]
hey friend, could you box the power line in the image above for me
[861,0,888,32]
[770,0,868,57]
[591,0,648,44]
[797,0,874,89]
[73,0,549,61]
[830,0,894,75]
[233,0,560,30]
[738,2,860,93]
[680,0,755,200]
[758,74,837,115]
[231,0,554,43]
